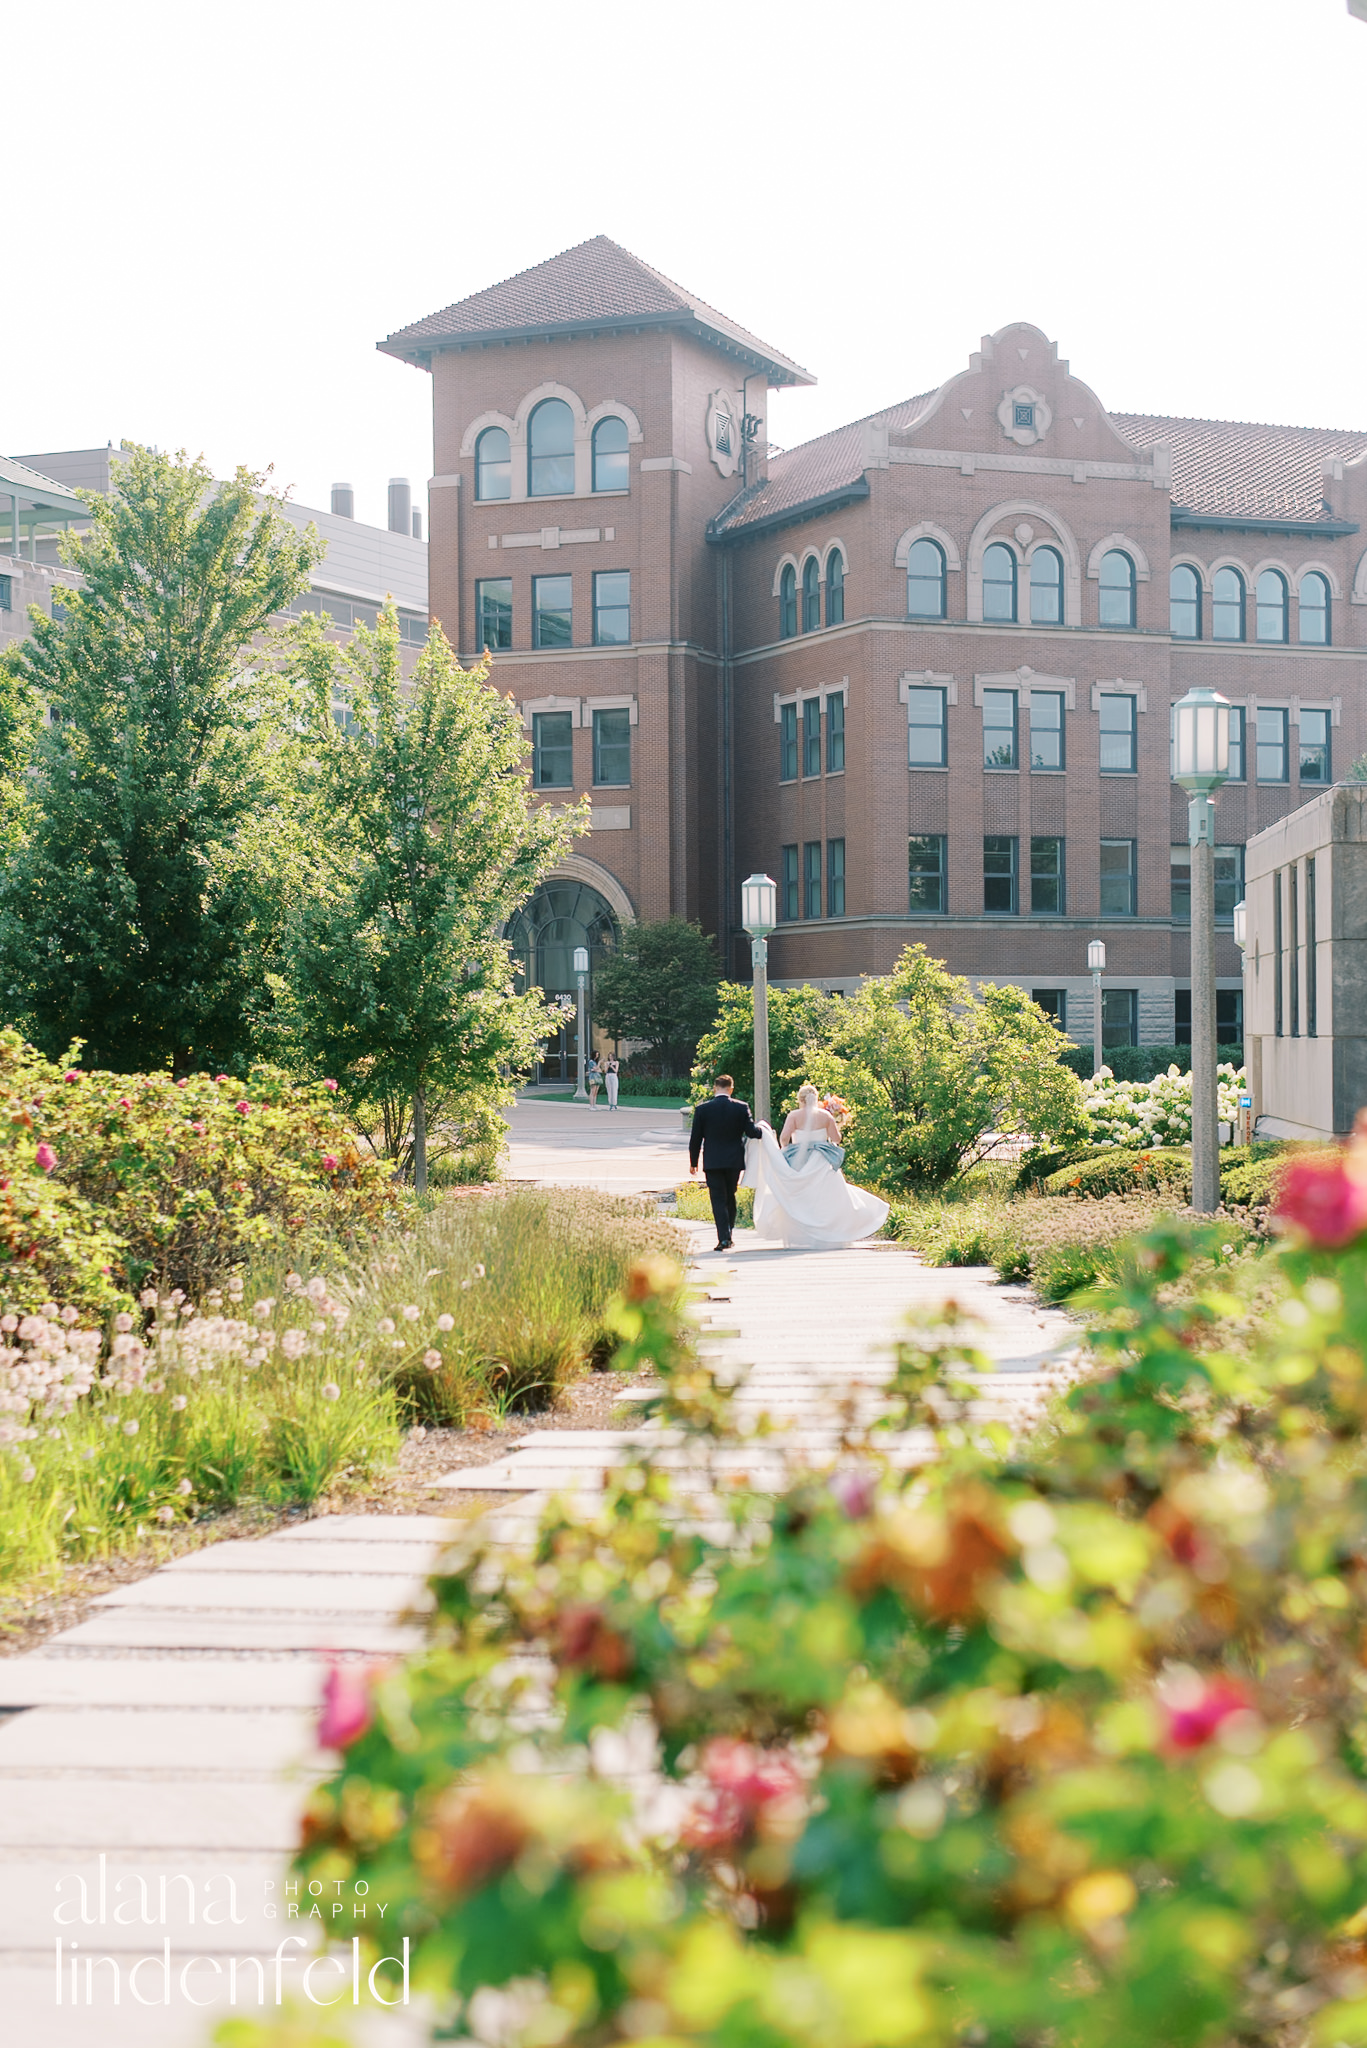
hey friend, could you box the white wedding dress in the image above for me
[745,1108,890,1250]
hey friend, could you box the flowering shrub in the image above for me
[269,1162,1367,2048]
[1081,1060,1244,1149]
[0,1030,396,1314]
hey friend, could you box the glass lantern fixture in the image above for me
[1173,686,1231,845]
[1231,900,1246,951]
[742,873,777,938]
[1087,940,1106,974]
[572,946,589,976]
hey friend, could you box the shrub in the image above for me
[691,981,839,1107]
[1081,1060,1245,1148]
[0,1031,397,1315]
[1041,1147,1192,1198]
[1061,1042,1243,1081]
[672,1181,756,1228]
[1014,1141,1112,1191]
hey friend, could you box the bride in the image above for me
[747,1084,889,1249]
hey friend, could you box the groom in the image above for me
[688,1075,762,1252]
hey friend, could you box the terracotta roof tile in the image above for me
[710,394,936,536]
[1112,412,1367,522]
[380,236,813,386]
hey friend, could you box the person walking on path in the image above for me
[587,1055,602,1109]
[688,1074,763,1251]
[603,1056,620,1110]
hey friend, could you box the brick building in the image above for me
[383,236,1367,1052]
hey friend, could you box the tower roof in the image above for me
[379,235,814,388]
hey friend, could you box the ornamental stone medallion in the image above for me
[996,384,1052,447]
[706,389,741,477]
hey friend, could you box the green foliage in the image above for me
[691,980,839,1105]
[0,1030,396,1315]
[803,946,1087,1191]
[1041,1147,1193,1198]
[1219,1149,1315,1212]
[277,612,585,1191]
[672,1179,756,1227]
[1062,1042,1243,1081]
[592,917,722,1070]
[1015,1141,1112,1190]
[0,445,320,1072]
[280,1201,1367,2048]
[0,648,39,863]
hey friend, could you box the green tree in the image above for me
[593,917,721,1072]
[277,609,586,1192]
[0,445,320,1072]
[804,944,1086,1188]
[690,980,839,1106]
[0,650,39,864]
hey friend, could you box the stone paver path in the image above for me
[0,1145,1081,2044]
[502,1096,689,1193]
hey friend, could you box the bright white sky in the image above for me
[8,0,1365,530]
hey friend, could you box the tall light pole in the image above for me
[741,873,777,1126]
[1087,940,1106,1078]
[1174,686,1232,1213]
[1232,899,1251,1147]
[572,945,590,1102]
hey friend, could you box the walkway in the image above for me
[502,1096,689,1194]
[0,1135,1080,2044]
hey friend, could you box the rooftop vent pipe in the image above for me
[388,478,411,536]
[331,483,354,518]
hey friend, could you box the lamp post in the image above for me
[572,945,590,1102]
[1231,899,1251,1146]
[741,873,777,1126]
[1087,940,1106,1078]
[1173,686,1232,1213]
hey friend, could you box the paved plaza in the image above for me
[0,1115,1081,2044]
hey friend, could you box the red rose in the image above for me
[1164,1676,1249,1751]
[1275,1154,1367,1248]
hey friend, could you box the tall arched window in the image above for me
[1256,569,1288,643]
[983,542,1017,623]
[802,557,821,632]
[906,538,945,618]
[779,564,798,639]
[475,426,510,501]
[1029,546,1063,625]
[1212,567,1245,641]
[826,549,845,626]
[1300,571,1331,646]
[528,398,575,497]
[591,416,629,492]
[1170,564,1201,638]
[1098,550,1136,628]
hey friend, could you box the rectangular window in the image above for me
[984,834,1018,914]
[1307,855,1317,1037]
[826,691,845,773]
[1300,708,1331,784]
[906,687,946,768]
[0,574,11,611]
[1099,692,1136,772]
[1289,860,1300,1037]
[827,838,846,916]
[1029,836,1064,915]
[593,570,630,646]
[1273,868,1283,1036]
[1100,838,1136,917]
[1257,706,1288,782]
[804,840,822,918]
[983,689,1018,769]
[1227,705,1246,780]
[1175,990,1243,1047]
[532,573,573,649]
[782,844,799,922]
[475,577,512,651]
[592,707,631,786]
[1102,988,1138,1049]
[1033,989,1066,1026]
[532,710,573,788]
[803,697,821,778]
[779,702,798,781]
[909,835,946,914]
[1170,844,1244,925]
[1029,690,1064,770]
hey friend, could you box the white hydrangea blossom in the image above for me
[1081,1064,1246,1149]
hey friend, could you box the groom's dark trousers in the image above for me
[688,1094,763,1245]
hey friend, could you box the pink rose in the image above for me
[191,1122,205,1135]
[34,1143,57,1173]
[320,1154,338,1171]
[1275,1154,1367,1248]
[1164,1676,1249,1751]
[176,1079,188,1089]
[318,1662,378,1749]
[684,1738,805,1850]
[236,1101,250,1116]
[215,1074,228,1083]
[118,1098,131,1110]
[63,1070,78,1083]
[323,1078,338,1091]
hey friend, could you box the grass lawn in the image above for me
[535,1090,692,1110]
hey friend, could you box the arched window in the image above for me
[475,426,510,502]
[528,398,575,497]
[1098,550,1136,629]
[1256,569,1288,643]
[826,549,845,626]
[802,557,821,632]
[1029,546,1063,625]
[1170,563,1201,638]
[906,538,946,618]
[1212,567,1245,641]
[1300,571,1331,646]
[982,542,1017,623]
[779,564,797,639]
[591,416,629,493]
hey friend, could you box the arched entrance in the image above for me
[507,878,621,1081]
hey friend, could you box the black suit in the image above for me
[689,1094,762,1244]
